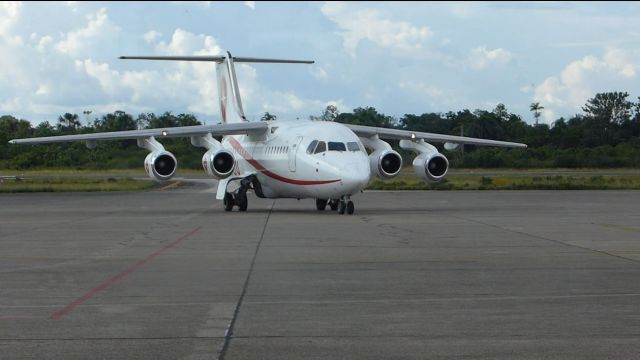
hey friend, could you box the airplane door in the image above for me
[288,136,303,172]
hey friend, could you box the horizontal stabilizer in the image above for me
[119,56,314,64]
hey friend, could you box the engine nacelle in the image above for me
[202,148,236,179]
[413,151,449,182]
[144,150,177,182]
[369,149,403,179]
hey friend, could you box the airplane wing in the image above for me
[9,122,268,145]
[344,124,527,148]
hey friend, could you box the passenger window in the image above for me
[347,142,361,152]
[328,142,346,151]
[314,141,326,154]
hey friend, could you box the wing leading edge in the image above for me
[9,122,268,145]
[344,124,527,148]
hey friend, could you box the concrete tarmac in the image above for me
[1,181,640,359]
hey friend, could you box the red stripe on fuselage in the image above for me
[228,137,340,186]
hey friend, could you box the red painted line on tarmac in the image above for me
[49,226,203,320]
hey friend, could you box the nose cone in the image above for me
[340,160,370,193]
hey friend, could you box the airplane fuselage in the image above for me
[222,120,371,199]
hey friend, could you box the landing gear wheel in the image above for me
[237,195,248,212]
[338,201,346,215]
[224,192,234,212]
[329,199,339,211]
[316,199,328,211]
[346,201,354,215]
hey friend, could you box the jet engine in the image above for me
[369,149,403,179]
[144,150,177,182]
[413,150,449,182]
[202,148,236,179]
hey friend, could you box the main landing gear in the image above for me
[317,196,354,215]
[224,175,261,212]
[224,191,248,212]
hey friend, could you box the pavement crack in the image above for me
[217,200,275,360]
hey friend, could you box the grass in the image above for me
[368,171,640,190]
[0,168,205,177]
[2,168,640,192]
[0,177,161,193]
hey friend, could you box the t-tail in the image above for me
[119,51,314,124]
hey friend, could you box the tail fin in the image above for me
[120,52,314,124]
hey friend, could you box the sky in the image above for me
[1,1,640,126]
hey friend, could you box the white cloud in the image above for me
[65,1,79,12]
[35,84,49,96]
[36,35,53,52]
[449,2,476,18]
[533,47,640,123]
[398,81,458,107]
[156,28,221,56]
[0,1,21,37]
[468,46,512,70]
[143,30,162,44]
[55,8,120,56]
[244,1,255,10]
[78,59,121,95]
[231,63,347,120]
[321,2,433,56]
[311,66,328,81]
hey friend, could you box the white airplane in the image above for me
[10,52,526,214]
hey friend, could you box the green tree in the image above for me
[94,111,137,132]
[582,91,632,124]
[530,102,544,126]
[311,105,340,122]
[260,112,277,121]
[336,107,396,127]
[582,92,635,146]
[57,113,81,131]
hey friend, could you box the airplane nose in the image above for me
[340,161,370,192]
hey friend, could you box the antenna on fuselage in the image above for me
[119,52,314,125]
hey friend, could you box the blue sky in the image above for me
[1,1,640,125]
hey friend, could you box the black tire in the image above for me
[338,201,346,215]
[346,201,354,215]
[238,196,248,212]
[329,199,339,211]
[316,199,328,211]
[224,193,234,212]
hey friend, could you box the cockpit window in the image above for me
[328,142,346,151]
[306,140,318,154]
[314,141,326,154]
[347,142,361,152]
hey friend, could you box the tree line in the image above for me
[1,92,639,170]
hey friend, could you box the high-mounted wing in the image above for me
[345,124,527,148]
[9,122,268,145]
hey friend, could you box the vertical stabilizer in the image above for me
[217,52,248,124]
